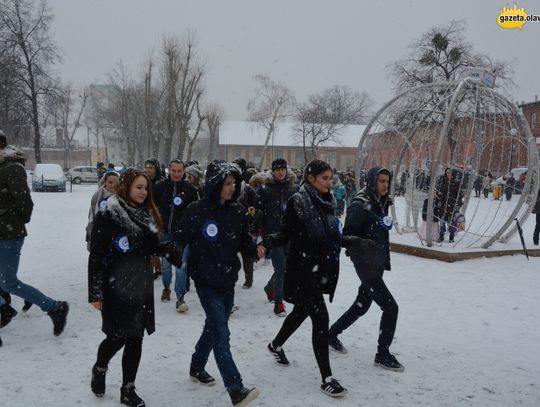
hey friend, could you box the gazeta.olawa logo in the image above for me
[497,2,540,29]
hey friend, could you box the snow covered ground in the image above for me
[1,185,539,407]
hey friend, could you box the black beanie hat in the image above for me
[271,158,287,171]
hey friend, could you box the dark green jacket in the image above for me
[0,146,33,240]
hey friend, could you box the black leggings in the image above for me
[272,294,331,381]
[96,335,143,385]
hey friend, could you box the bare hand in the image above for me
[257,245,266,259]
[91,301,103,311]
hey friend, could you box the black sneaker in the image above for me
[161,288,171,302]
[242,281,252,289]
[374,352,405,372]
[267,342,289,365]
[0,304,17,328]
[229,387,260,407]
[189,368,216,386]
[91,364,107,397]
[47,301,69,336]
[22,301,33,312]
[120,383,145,407]
[320,377,347,397]
[328,335,348,354]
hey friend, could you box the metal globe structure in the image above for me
[356,79,539,249]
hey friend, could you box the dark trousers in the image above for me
[191,287,243,393]
[241,253,254,285]
[96,335,143,385]
[533,212,540,245]
[329,269,398,354]
[272,294,332,381]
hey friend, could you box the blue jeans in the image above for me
[191,287,243,392]
[0,239,57,312]
[267,245,287,303]
[161,234,188,299]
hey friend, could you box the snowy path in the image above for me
[0,186,538,407]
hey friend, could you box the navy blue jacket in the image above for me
[343,166,393,272]
[174,160,256,290]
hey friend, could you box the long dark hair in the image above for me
[304,159,332,183]
[117,168,163,230]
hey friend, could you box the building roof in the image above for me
[518,100,540,108]
[219,121,366,148]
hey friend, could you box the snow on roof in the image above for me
[219,121,366,148]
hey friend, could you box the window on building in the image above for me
[532,113,537,129]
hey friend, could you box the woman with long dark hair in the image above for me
[261,159,347,398]
[88,168,181,407]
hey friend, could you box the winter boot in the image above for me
[0,304,17,328]
[120,383,145,407]
[189,368,216,386]
[229,387,260,407]
[175,298,189,313]
[374,351,405,372]
[47,301,69,336]
[320,377,347,397]
[91,365,107,397]
[242,280,252,289]
[161,288,171,302]
[267,342,289,365]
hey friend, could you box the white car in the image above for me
[490,167,528,187]
[68,166,98,184]
[32,163,66,192]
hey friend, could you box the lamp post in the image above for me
[509,128,517,170]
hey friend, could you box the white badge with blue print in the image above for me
[380,215,393,231]
[113,234,132,253]
[98,197,108,210]
[172,196,183,207]
[203,220,219,241]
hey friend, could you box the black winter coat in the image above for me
[435,173,463,219]
[0,146,33,240]
[265,183,341,305]
[174,160,257,290]
[258,171,298,235]
[343,167,393,272]
[152,177,199,235]
[88,195,180,337]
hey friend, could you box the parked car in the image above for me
[32,163,66,192]
[68,166,98,184]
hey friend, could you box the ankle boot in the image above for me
[120,382,145,407]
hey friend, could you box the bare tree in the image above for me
[0,0,60,163]
[51,84,88,168]
[247,74,294,169]
[206,102,223,164]
[159,34,205,163]
[386,21,514,163]
[295,85,372,164]
[387,20,514,92]
[185,98,205,162]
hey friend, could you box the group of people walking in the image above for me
[1,131,404,407]
[85,154,405,407]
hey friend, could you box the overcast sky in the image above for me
[49,0,539,120]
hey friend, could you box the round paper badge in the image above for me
[113,234,131,253]
[380,215,393,231]
[202,220,219,241]
[98,197,108,209]
[172,196,183,207]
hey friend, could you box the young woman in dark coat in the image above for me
[260,159,347,398]
[88,168,181,407]
[327,166,404,372]
[174,160,264,407]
